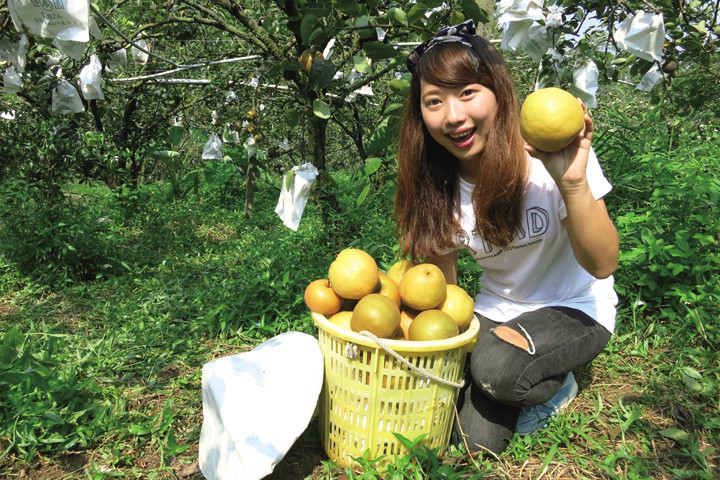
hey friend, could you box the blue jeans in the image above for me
[451,307,611,453]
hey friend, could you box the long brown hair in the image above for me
[394,38,528,260]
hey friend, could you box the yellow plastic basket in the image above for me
[312,311,480,470]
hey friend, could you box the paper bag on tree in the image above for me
[274,162,319,231]
[202,133,223,160]
[52,78,84,114]
[79,54,104,100]
[8,0,90,42]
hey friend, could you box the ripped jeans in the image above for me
[451,307,611,454]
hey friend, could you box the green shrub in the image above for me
[0,179,123,284]
[0,325,108,460]
[610,130,720,346]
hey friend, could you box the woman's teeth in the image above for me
[449,130,473,141]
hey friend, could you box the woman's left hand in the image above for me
[524,100,593,194]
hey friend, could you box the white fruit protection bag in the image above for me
[199,332,323,480]
[613,11,665,63]
[8,0,90,42]
[3,66,23,94]
[52,77,84,114]
[202,133,224,160]
[79,54,104,100]
[274,162,319,231]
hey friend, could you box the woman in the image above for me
[395,21,619,454]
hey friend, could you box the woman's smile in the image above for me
[447,127,476,147]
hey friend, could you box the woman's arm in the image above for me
[427,250,459,285]
[561,194,619,279]
[525,102,619,279]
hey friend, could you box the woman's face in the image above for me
[420,79,498,178]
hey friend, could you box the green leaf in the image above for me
[365,116,396,155]
[284,170,296,190]
[301,2,331,16]
[362,41,398,60]
[312,99,331,119]
[388,78,410,97]
[356,181,370,206]
[300,14,320,45]
[385,103,404,114]
[659,428,690,443]
[450,11,466,25]
[335,0,362,16]
[691,22,707,34]
[540,443,558,471]
[354,16,375,39]
[0,344,16,364]
[461,0,490,24]
[308,27,327,46]
[681,366,702,379]
[41,434,66,444]
[168,126,184,147]
[128,425,151,436]
[409,4,432,24]
[2,325,23,349]
[682,373,703,393]
[364,157,382,175]
[392,432,416,449]
[353,54,372,74]
[151,150,180,159]
[308,59,337,90]
[387,7,408,26]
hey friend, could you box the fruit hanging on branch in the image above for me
[298,48,325,74]
[520,87,584,152]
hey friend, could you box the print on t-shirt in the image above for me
[457,205,549,261]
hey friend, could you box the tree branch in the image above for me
[191,0,288,61]
[90,4,182,67]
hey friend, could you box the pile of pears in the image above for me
[304,248,475,341]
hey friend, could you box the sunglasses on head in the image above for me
[406,20,477,73]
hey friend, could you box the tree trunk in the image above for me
[306,112,341,225]
[476,0,495,38]
[244,153,257,218]
[307,114,327,171]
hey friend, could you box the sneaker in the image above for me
[516,372,578,435]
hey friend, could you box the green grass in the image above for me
[1,125,719,478]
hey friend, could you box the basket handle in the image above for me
[351,330,466,389]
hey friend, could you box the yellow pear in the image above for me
[374,271,401,307]
[438,284,475,330]
[399,263,447,311]
[520,87,584,152]
[351,294,400,339]
[408,309,459,341]
[328,311,353,331]
[386,259,415,286]
[328,248,379,300]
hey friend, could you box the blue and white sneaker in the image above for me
[516,371,579,435]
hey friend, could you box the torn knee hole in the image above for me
[493,326,531,352]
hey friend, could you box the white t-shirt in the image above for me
[452,149,618,332]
